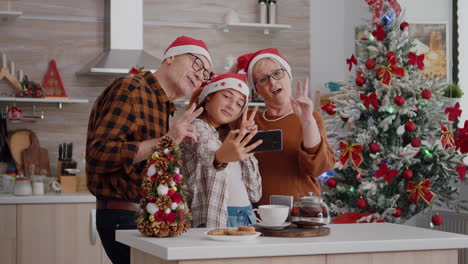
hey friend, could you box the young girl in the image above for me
[180,73,263,228]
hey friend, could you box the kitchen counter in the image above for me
[0,192,95,204]
[116,223,468,264]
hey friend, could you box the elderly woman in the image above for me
[234,48,335,205]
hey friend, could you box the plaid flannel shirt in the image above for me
[86,72,175,202]
[180,119,262,228]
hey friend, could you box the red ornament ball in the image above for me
[394,96,405,106]
[326,178,337,188]
[405,121,416,132]
[411,138,422,147]
[356,77,366,87]
[402,169,413,180]
[432,214,443,226]
[340,116,349,122]
[365,59,376,70]
[386,52,396,61]
[392,208,402,218]
[356,198,367,209]
[369,142,380,153]
[400,22,410,31]
[421,89,432,99]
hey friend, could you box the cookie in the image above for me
[227,230,257,236]
[207,229,229,235]
[238,226,255,232]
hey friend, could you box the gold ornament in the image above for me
[151,152,160,160]
[149,214,155,222]
[171,186,178,192]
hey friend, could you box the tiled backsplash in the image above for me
[0,0,310,176]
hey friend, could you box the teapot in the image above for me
[290,192,330,228]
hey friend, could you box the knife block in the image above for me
[57,160,77,193]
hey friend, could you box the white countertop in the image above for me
[0,193,96,204]
[116,223,468,261]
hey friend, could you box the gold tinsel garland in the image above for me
[137,136,191,237]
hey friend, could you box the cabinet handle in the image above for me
[90,208,97,245]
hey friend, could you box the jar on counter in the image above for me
[32,176,45,195]
[14,177,32,196]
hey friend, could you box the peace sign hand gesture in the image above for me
[239,106,259,132]
[167,103,204,144]
[290,77,315,125]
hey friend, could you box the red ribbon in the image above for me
[375,162,399,183]
[406,179,434,204]
[365,0,401,24]
[360,92,379,110]
[408,52,425,70]
[339,141,363,168]
[440,124,455,149]
[347,54,358,71]
[445,102,462,122]
[375,55,405,85]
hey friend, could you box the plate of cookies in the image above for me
[204,226,261,242]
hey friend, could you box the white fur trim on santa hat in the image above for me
[163,45,212,67]
[199,77,250,116]
[246,53,292,90]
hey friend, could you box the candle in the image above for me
[9,61,14,75]
[18,69,23,82]
[1,53,6,69]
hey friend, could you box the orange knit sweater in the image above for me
[252,110,335,206]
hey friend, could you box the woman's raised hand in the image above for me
[240,106,258,132]
[214,129,263,164]
[290,77,315,125]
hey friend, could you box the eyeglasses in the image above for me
[254,68,286,87]
[188,53,211,82]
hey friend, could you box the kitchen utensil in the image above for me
[290,192,331,229]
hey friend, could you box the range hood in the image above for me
[79,0,161,75]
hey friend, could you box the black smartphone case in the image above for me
[246,129,283,153]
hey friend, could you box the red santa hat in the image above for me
[199,73,250,115]
[163,36,212,67]
[237,48,292,89]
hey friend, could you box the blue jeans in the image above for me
[227,205,256,227]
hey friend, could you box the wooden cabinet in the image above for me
[0,203,111,264]
[0,205,17,264]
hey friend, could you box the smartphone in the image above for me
[245,129,283,153]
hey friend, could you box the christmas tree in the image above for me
[137,136,191,237]
[322,0,467,226]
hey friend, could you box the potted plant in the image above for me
[443,83,463,105]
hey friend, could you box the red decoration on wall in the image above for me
[42,59,67,98]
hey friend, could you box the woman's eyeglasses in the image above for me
[254,68,286,87]
[188,53,211,82]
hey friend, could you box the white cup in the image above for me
[253,205,289,226]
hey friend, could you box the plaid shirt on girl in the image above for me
[180,119,262,228]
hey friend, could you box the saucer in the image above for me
[255,222,291,230]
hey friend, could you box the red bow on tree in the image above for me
[408,52,425,70]
[445,102,462,122]
[365,0,402,24]
[347,54,358,71]
[456,120,468,154]
[375,162,399,183]
[375,54,405,85]
[371,24,386,41]
[406,179,434,204]
[339,141,363,168]
[360,92,379,110]
[440,124,455,149]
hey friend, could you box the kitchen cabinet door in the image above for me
[17,203,106,264]
[0,205,17,264]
